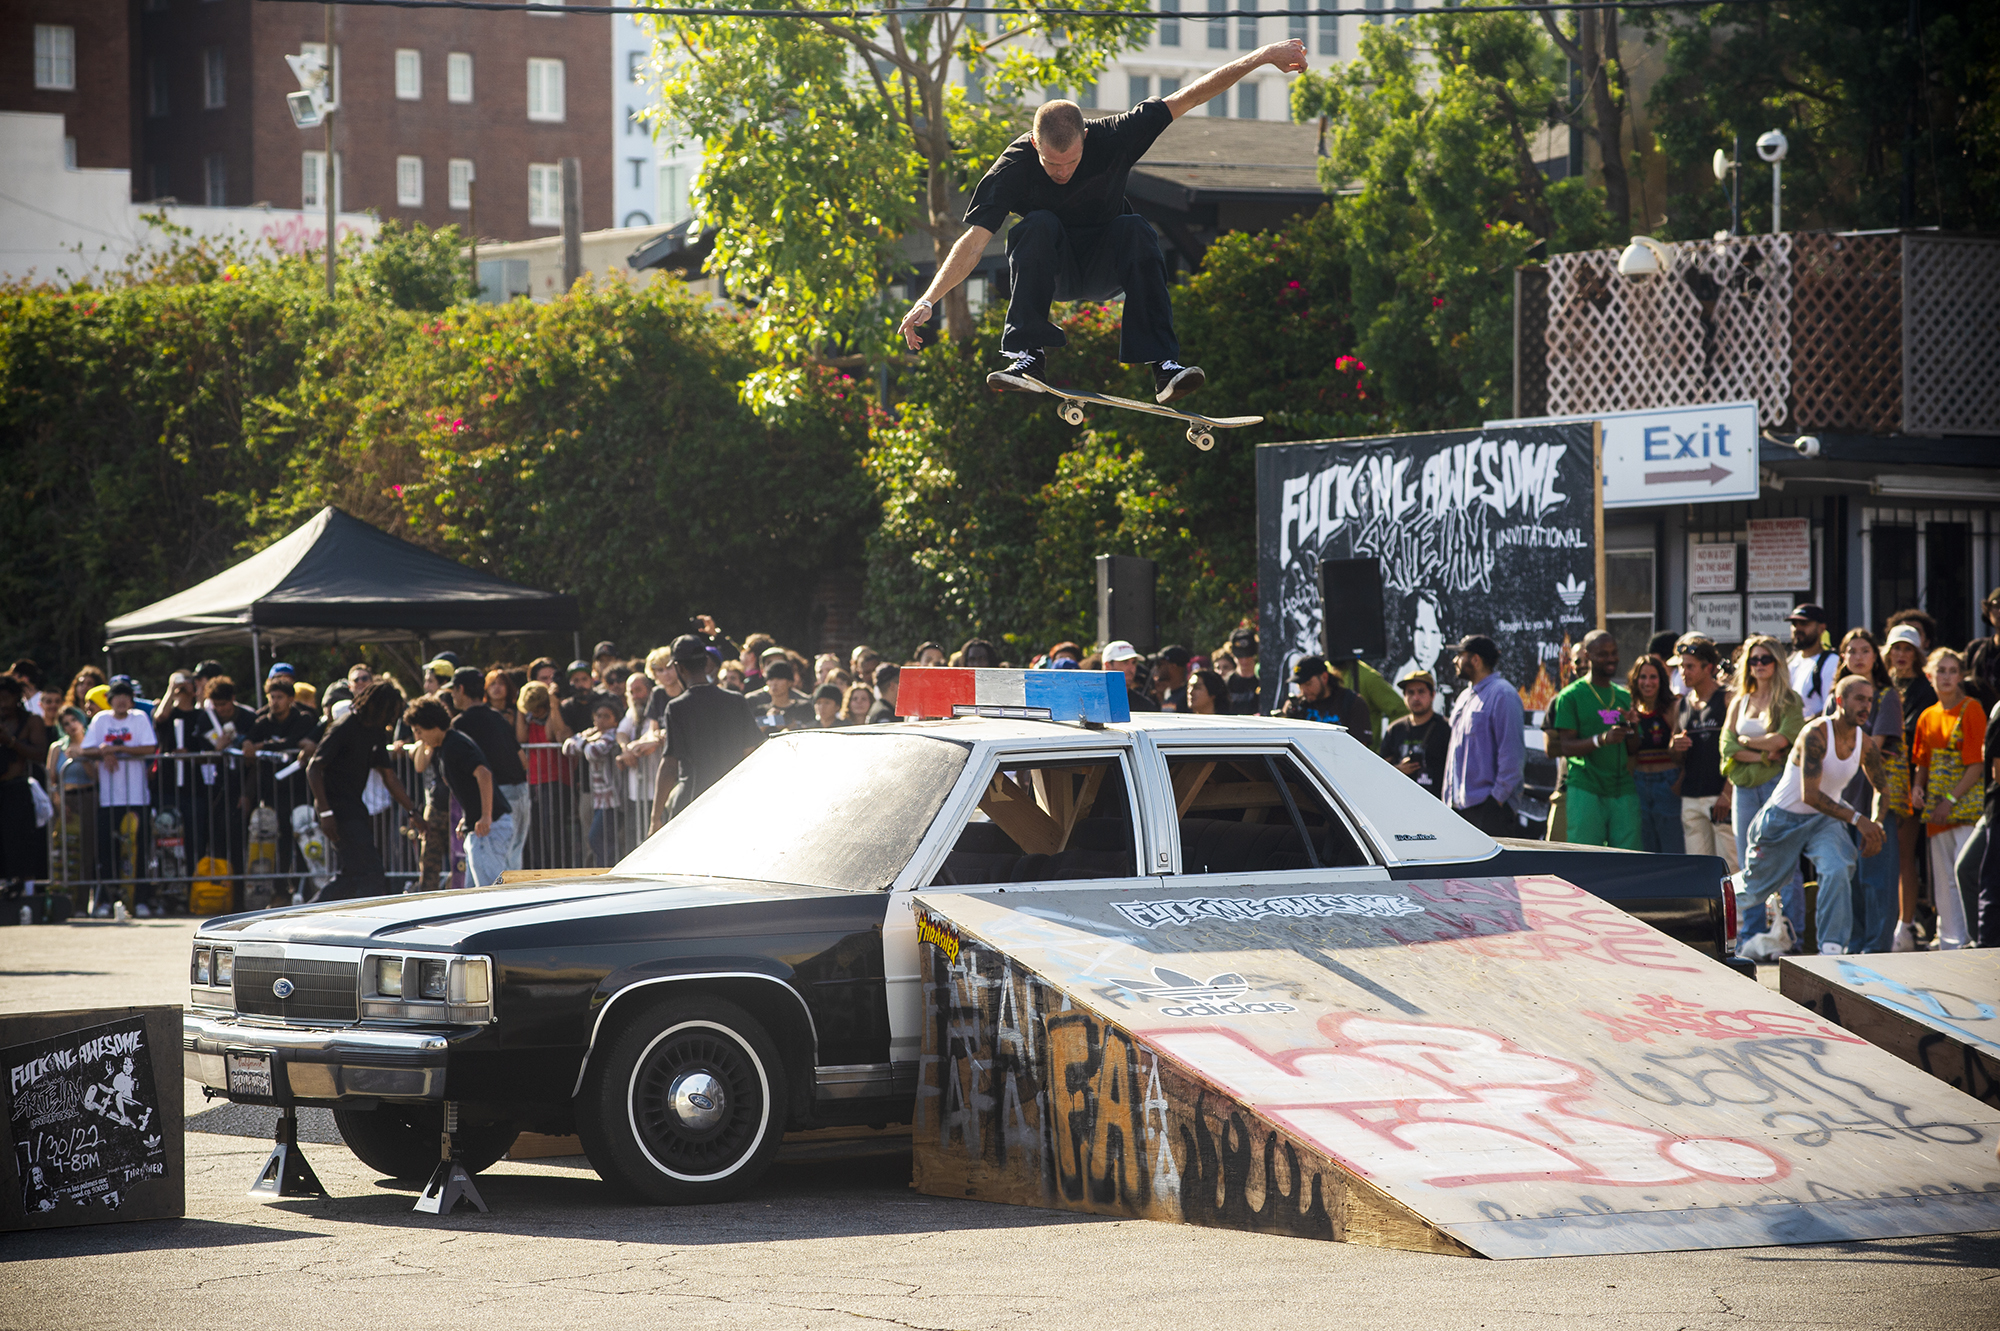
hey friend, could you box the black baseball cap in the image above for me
[1228,627,1259,657]
[670,634,711,666]
[1786,603,1827,624]
[1291,654,1329,683]
[1157,646,1192,668]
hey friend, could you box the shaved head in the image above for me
[1032,99,1085,152]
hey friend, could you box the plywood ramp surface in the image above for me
[910,875,2000,1259]
[1780,952,2000,1108]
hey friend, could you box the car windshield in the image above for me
[615,730,971,891]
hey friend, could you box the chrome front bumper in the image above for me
[184,1010,453,1103]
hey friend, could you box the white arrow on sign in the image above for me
[1644,462,1734,487]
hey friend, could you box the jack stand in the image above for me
[249,1105,326,1200]
[414,1100,487,1215]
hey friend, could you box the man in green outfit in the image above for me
[1548,629,1642,849]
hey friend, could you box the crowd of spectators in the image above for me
[1,587,1995,958]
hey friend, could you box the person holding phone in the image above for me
[1547,630,1641,849]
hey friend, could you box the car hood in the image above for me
[196,873,858,950]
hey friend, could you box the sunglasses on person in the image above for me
[1747,654,1778,667]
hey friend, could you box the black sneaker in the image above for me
[1152,359,1206,404]
[986,348,1049,393]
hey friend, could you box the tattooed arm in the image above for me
[1802,720,1885,855]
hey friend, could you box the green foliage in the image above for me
[1292,11,1613,426]
[348,221,476,312]
[1637,0,2000,236]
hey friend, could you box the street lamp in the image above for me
[1755,129,1788,235]
[1616,235,1674,279]
[284,18,338,299]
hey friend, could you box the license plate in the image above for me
[226,1050,274,1098]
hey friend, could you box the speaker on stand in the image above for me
[1319,557,1387,663]
[1096,555,1157,651]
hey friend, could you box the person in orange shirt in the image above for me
[1911,647,1986,949]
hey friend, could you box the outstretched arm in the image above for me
[899,225,996,350]
[1164,39,1308,120]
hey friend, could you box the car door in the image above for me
[1144,740,1393,895]
[885,741,1161,1066]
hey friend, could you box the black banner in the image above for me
[1256,426,1596,718]
[6,1016,169,1219]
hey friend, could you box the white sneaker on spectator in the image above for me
[1817,942,1845,954]
[1892,921,1918,951]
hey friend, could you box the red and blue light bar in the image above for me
[897,668,1131,724]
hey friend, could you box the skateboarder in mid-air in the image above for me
[899,38,1309,405]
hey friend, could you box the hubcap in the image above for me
[670,1070,727,1131]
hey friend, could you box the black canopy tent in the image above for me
[104,506,580,680]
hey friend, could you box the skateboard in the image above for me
[152,808,187,915]
[995,376,1262,451]
[292,803,332,892]
[246,803,279,910]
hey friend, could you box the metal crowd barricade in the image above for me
[41,739,655,916]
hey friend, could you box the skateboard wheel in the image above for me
[1189,428,1215,451]
[1058,402,1086,426]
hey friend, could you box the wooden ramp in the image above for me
[910,875,2000,1258]
[1780,952,2000,1109]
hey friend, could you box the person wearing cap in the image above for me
[1669,638,1736,873]
[649,635,762,833]
[1442,634,1525,839]
[869,663,901,723]
[1151,646,1193,712]
[1785,603,1840,716]
[1100,641,1160,714]
[1380,670,1447,796]
[561,660,604,734]
[307,680,418,902]
[424,658,459,696]
[266,662,296,684]
[450,667,532,873]
[80,678,157,915]
[1966,586,2000,711]
[1279,654,1371,738]
[1225,627,1260,715]
[592,641,619,679]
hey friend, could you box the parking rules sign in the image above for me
[1599,402,1760,508]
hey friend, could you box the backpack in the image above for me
[1800,650,1836,707]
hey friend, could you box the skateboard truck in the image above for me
[248,1105,326,1200]
[414,1100,488,1215]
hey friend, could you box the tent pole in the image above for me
[251,628,262,692]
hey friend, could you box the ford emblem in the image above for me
[688,1092,715,1112]
[272,977,295,999]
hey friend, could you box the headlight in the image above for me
[213,949,233,986]
[192,947,210,986]
[359,952,497,1023]
[449,958,491,1005]
[418,959,449,1001]
[377,956,404,997]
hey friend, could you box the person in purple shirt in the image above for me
[1442,634,1526,837]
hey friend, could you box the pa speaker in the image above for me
[1096,554,1157,652]
[1320,556,1387,662]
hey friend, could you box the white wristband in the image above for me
[913,298,933,311]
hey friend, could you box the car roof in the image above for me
[875,712,1313,743]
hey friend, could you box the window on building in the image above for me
[965,62,984,104]
[1159,75,1180,96]
[529,162,562,225]
[1237,82,1259,119]
[1289,0,1308,44]
[1320,14,1338,54]
[1129,75,1151,106]
[660,164,688,226]
[1207,92,1226,117]
[1158,0,1180,47]
[1206,0,1227,49]
[448,158,474,209]
[148,59,168,117]
[302,151,322,208]
[1238,15,1258,50]
[34,25,75,90]
[203,48,226,108]
[395,49,421,100]
[1605,547,1657,670]
[1044,84,1063,103]
[1164,753,1370,875]
[527,0,565,11]
[64,137,77,170]
[527,58,565,121]
[204,154,226,206]
[1077,80,1097,110]
[396,155,423,206]
[447,52,473,102]
[1365,0,1385,24]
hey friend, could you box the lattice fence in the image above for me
[1544,235,1793,426]
[1788,232,1902,433]
[1514,265,1550,418]
[1903,235,2000,437]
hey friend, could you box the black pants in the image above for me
[1455,796,1517,839]
[1004,211,1180,364]
[314,808,389,902]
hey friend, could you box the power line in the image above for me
[258,0,1775,21]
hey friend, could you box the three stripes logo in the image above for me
[1107,966,1297,1019]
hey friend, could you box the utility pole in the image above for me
[560,157,583,292]
[324,3,336,300]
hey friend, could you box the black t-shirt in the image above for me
[663,684,761,799]
[963,99,1175,233]
[312,713,390,816]
[866,698,897,725]
[1985,700,2000,818]
[560,689,604,736]
[1631,705,1675,760]
[1280,685,1371,739]
[1676,687,1730,800]
[1126,687,1160,714]
[153,706,215,799]
[1380,715,1448,793]
[1226,673,1261,716]
[1894,673,1937,747]
[744,688,815,734]
[450,703,527,786]
[434,729,511,825]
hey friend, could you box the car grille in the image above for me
[233,951,359,1022]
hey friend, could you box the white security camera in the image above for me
[1755,129,1788,163]
[1616,236,1673,278]
[286,89,323,129]
[1792,435,1821,458]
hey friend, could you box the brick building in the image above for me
[0,0,134,172]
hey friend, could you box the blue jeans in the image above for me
[1634,769,1684,854]
[465,812,513,888]
[1733,774,1803,949]
[587,807,614,867]
[500,782,530,872]
[1741,804,1858,953]
[1854,811,1901,953]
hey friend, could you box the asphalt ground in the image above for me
[2,918,1997,1331]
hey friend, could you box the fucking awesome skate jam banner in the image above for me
[4,1015,169,1226]
[1256,426,1596,717]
